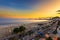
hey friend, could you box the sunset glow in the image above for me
[0,0,60,18]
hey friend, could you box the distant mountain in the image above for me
[56,10,60,12]
[0,18,29,20]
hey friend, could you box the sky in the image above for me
[0,0,60,18]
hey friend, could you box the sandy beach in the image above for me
[0,20,51,39]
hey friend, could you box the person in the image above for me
[45,33,52,40]
[37,32,43,37]
[57,37,60,40]
[40,37,46,40]
[52,34,60,40]
[52,35,58,40]
[31,38,35,40]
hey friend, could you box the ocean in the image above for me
[0,18,48,27]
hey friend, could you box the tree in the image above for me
[12,26,26,34]
[19,26,26,33]
[38,24,43,26]
[56,10,60,14]
[52,16,59,19]
[53,29,57,34]
[58,21,60,26]
[45,26,50,28]
[13,28,19,34]
[27,30,33,35]
[9,37,18,40]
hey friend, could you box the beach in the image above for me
[0,20,51,39]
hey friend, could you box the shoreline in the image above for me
[0,20,51,39]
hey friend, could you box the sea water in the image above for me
[0,18,48,27]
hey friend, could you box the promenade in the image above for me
[1,20,59,40]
